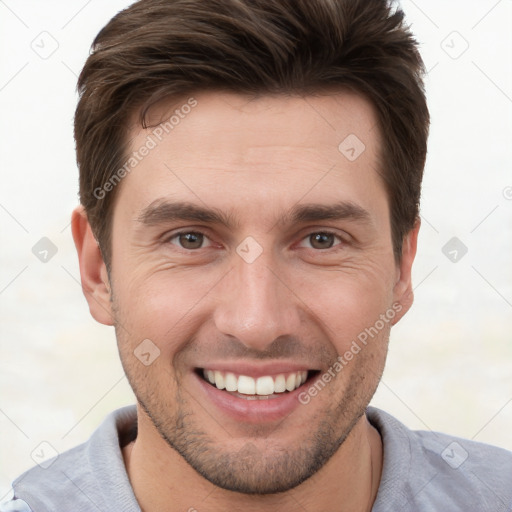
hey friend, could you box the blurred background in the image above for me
[1,0,511,497]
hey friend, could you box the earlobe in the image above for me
[391,218,420,325]
[71,206,114,326]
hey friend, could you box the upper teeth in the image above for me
[203,369,308,395]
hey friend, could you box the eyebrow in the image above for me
[136,200,236,228]
[136,199,372,229]
[286,201,372,226]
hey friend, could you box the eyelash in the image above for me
[166,230,345,251]
[296,231,344,250]
[167,231,214,250]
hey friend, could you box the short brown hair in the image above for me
[75,0,429,267]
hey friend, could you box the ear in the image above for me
[391,218,420,325]
[71,206,114,326]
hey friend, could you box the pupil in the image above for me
[180,232,203,249]
[311,233,333,249]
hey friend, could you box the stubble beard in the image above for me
[112,296,389,494]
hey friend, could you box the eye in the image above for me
[299,231,343,250]
[168,231,212,250]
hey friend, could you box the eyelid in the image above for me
[160,225,212,242]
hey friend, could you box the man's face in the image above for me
[100,92,414,493]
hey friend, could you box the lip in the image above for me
[193,368,314,423]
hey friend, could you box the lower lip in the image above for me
[194,372,308,423]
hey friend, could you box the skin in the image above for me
[72,91,419,512]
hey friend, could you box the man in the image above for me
[4,0,511,510]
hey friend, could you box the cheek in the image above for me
[295,264,395,350]
[112,268,218,353]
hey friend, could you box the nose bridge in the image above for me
[213,248,299,350]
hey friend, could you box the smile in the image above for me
[200,368,315,399]
[194,365,321,422]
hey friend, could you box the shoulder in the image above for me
[0,493,32,512]
[367,406,512,512]
[6,406,139,512]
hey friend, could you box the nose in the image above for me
[212,249,302,351]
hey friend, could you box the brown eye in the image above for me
[170,232,208,249]
[309,232,336,249]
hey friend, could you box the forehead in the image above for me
[116,91,385,226]
[137,90,380,161]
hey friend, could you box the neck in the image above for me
[123,407,382,512]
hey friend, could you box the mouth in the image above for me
[196,368,320,400]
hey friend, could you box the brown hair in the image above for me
[75,0,429,267]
